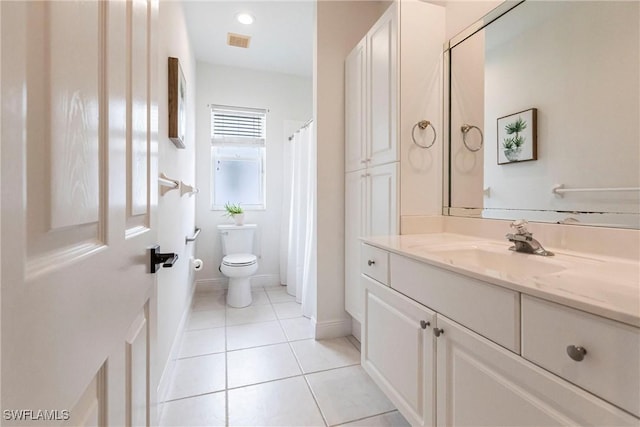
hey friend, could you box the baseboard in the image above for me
[314,317,353,340]
[195,278,227,291]
[157,286,196,406]
[196,274,281,292]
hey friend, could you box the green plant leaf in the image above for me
[504,117,527,135]
[223,202,243,216]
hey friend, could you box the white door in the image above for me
[1,1,159,425]
[344,170,367,322]
[435,315,637,427]
[362,275,436,427]
[367,4,397,167]
[368,162,398,236]
[345,38,367,173]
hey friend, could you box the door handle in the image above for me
[150,245,179,273]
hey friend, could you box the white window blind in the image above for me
[210,104,267,210]
[211,105,266,145]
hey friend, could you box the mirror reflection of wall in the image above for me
[448,1,640,228]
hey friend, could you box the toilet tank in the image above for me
[217,224,257,255]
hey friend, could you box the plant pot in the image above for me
[504,146,522,162]
[232,213,245,226]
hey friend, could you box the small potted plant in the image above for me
[502,116,527,161]
[224,202,244,225]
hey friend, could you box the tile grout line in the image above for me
[274,292,328,426]
[327,409,400,427]
[301,372,330,427]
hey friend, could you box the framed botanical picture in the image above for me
[168,57,186,148]
[497,108,537,164]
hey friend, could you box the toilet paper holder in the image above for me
[191,258,204,271]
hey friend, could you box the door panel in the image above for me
[129,0,149,221]
[1,0,158,424]
[367,6,397,167]
[344,170,367,321]
[362,275,436,427]
[345,38,367,173]
[368,162,398,236]
[126,309,149,427]
[25,0,105,279]
[436,316,637,427]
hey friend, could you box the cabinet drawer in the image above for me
[361,244,389,285]
[522,295,640,417]
[390,254,520,353]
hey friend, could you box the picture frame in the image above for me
[497,108,537,164]
[168,57,186,148]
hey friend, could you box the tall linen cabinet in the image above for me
[344,0,445,324]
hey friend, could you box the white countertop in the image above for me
[362,233,640,328]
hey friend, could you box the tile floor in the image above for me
[159,285,410,427]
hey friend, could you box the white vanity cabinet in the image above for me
[360,243,639,427]
[362,274,436,427]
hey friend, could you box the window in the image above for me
[210,105,266,210]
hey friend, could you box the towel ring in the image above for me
[411,120,436,149]
[461,124,483,152]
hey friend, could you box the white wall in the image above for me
[315,1,388,337]
[195,63,312,288]
[156,0,197,400]
[399,0,445,218]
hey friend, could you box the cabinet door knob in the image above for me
[420,320,430,329]
[367,260,375,266]
[433,328,444,337]
[566,345,587,361]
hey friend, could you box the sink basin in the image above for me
[430,247,566,277]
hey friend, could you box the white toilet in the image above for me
[217,224,258,308]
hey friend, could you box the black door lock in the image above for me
[150,245,179,273]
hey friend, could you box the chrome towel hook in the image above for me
[411,120,436,149]
[461,124,483,152]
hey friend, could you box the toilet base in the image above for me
[227,277,252,308]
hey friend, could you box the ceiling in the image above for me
[182,1,315,77]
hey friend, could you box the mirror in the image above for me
[445,1,639,229]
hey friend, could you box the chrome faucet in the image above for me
[506,220,554,256]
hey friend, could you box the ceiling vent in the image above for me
[227,33,251,49]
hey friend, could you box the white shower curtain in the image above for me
[281,121,316,318]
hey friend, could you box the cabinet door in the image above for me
[345,38,367,173]
[345,170,367,321]
[362,275,436,427]
[368,162,398,236]
[367,4,398,167]
[436,316,638,427]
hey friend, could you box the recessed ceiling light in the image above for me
[236,13,255,25]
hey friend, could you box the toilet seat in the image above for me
[222,253,257,267]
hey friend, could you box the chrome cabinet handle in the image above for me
[420,320,430,329]
[367,260,375,266]
[566,345,587,361]
[433,328,444,337]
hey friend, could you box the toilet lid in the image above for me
[222,254,257,267]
